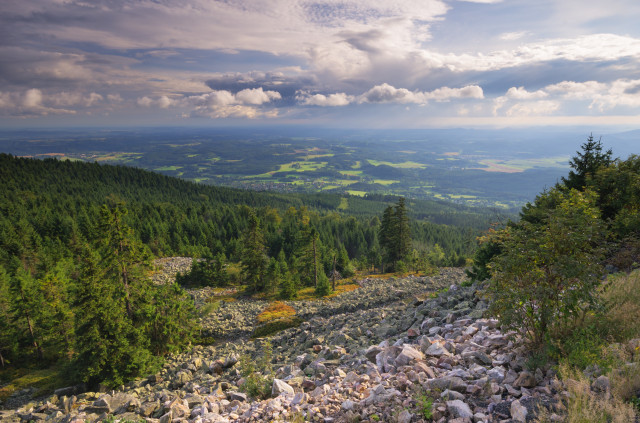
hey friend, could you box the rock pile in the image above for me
[4,269,570,422]
[151,257,193,285]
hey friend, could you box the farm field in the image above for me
[3,127,633,209]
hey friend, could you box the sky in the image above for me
[1,0,640,129]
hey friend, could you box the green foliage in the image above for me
[415,389,434,419]
[176,254,228,287]
[0,153,482,374]
[315,271,332,297]
[466,230,503,282]
[239,341,273,400]
[559,325,611,370]
[378,198,412,271]
[562,134,613,191]
[252,317,303,338]
[488,188,605,346]
[241,212,268,292]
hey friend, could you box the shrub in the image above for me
[238,340,273,400]
[256,301,296,324]
[253,301,302,338]
[488,189,605,346]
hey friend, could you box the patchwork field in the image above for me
[2,128,585,209]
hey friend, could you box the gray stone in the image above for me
[272,379,295,396]
[227,391,247,402]
[138,401,159,417]
[592,375,610,393]
[425,376,467,393]
[396,409,412,423]
[440,389,465,401]
[424,342,452,357]
[158,410,172,423]
[446,399,473,418]
[395,345,424,366]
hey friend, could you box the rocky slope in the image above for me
[0,266,579,422]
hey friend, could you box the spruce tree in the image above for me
[562,134,613,190]
[241,212,268,292]
[73,244,154,387]
[393,197,412,263]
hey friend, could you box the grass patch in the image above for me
[373,179,399,186]
[338,170,363,176]
[257,301,296,324]
[337,197,348,210]
[346,190,367,197]
[541,363,638,423]
[278,161,327,173]
[0,367,67,402]
[155,165,182,171]
[367,160,427,169]
[598,270,640,341]
[253,301,302,338]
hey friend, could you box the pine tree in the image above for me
[73,244,154,387]
[562,134,613,190]
[9,266,44,361]
[378,206,395,271]
[241,212,268,292]
[147,282,197,356]
[0,265,17,368]
[393,197,412,263]
[378,198,412,271]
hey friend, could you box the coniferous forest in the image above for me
[0,153,493,386]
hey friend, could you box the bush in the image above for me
[488,189,605,346]
[315,272,332,297]
[253,301,302,337]
[239,340,273,400]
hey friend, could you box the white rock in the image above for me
[511,399,528,422]
[272,379,294,397]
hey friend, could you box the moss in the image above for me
[256,301,297,324]
[252,317,303,338]
[0,367,67,402]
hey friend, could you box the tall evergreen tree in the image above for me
[393,197,412,263]
[562,134,613,190]
[9,266,44,361]
[73,244,154,387]
[378,198,412,271]
[241,212,268,292]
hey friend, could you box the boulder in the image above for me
[272,379,295,397]
[446,399,473,418]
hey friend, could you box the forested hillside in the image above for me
[0,153,492,267]
[0,153,494,385]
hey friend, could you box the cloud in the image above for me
[0,89,76,117]
[456,0,504,3]
[505,87,548,100]
[499,31,529,41]
[358,83,483,104]
[296,92,354,106]
[235,88,282,105]
[178,88,282,119]
[505,101,560,116]
[2,0,449,53]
